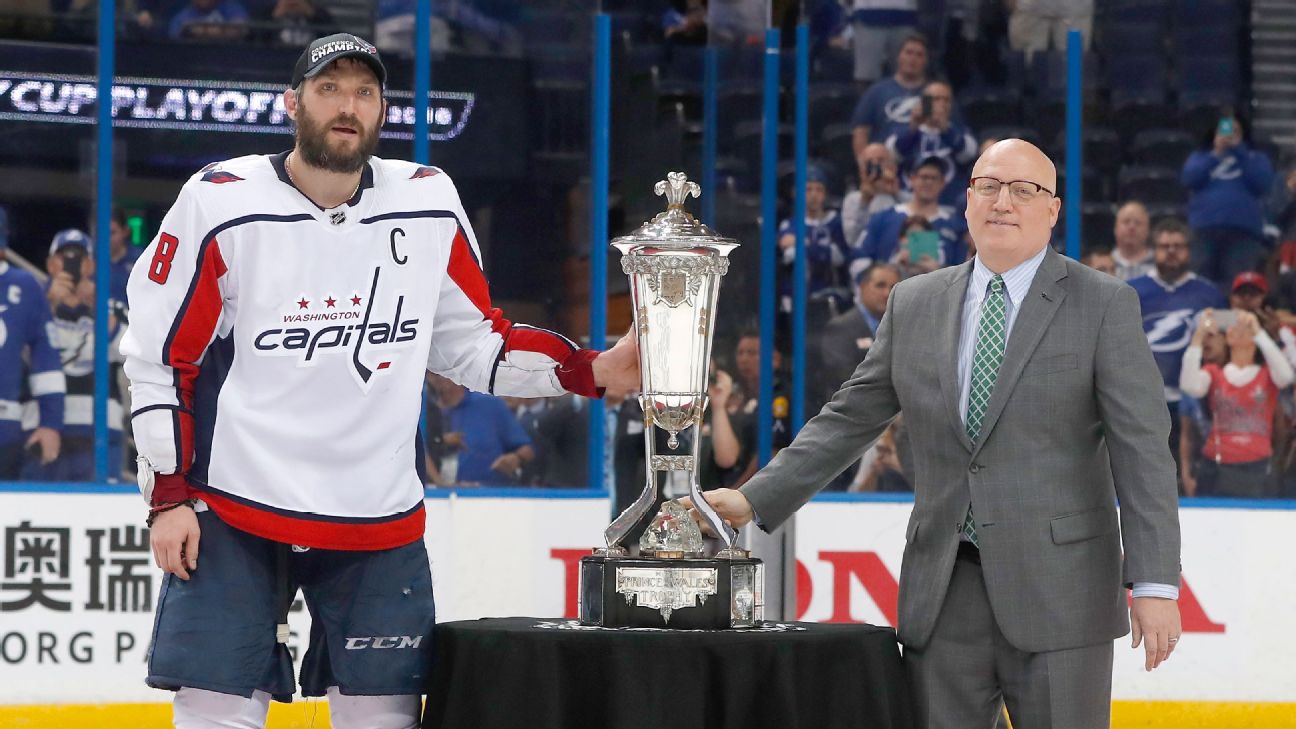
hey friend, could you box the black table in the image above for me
[422,617,914,729]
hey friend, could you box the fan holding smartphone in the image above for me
[1182,107,1275,285]
[1181,306,1295,497]
[27,228,126,482]
[890,81,978,208]
[46,228,96,317]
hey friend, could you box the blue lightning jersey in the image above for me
[44,300,123,443]
[1128,272,1227,401]
[0,261,65,445]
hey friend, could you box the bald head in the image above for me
[970,139,1057,194]
[1114,201,1150,255]
[861,142,890,161]
[965,138,1062,272]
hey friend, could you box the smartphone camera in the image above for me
[920,94,933,119]
[59,247,85,285]
[864,160,882,180]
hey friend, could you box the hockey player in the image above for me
[123,34,639,728]
[0,207,64,478]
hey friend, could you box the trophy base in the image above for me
[578,554,764,629]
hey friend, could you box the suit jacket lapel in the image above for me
[937,262,974,453]
[971,250,1069,457]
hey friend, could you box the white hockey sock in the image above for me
[326,686,420,729]
[173,687,270,729]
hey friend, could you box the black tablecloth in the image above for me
[422,618,914,729]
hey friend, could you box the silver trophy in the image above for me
[578,172,763,629]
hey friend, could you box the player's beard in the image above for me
[294,99,379,174]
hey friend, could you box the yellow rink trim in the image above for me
[0,701,335,728]
[1110,700,1296,727]
[1,700,1293,727]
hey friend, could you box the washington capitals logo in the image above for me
[410,166,441,179]
[201,168,244,184]
[252,267,420,391]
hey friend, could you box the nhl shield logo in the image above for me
[330,210,347,225]
[657,271,688,307]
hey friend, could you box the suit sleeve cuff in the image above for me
[1131,582,1179,600]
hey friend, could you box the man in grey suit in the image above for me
[687,140,1182,728]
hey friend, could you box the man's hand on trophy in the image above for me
[678,489,755,535]
[593,328,641,395]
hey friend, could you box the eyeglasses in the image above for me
[969,176,1055,203]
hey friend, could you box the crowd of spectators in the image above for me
[0,0,522,54]
[3,1,1294,501]
[0,206,131,482]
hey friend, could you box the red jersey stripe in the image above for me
[196,488,427,551]
[165,240,227,475]
[443,225,600,396]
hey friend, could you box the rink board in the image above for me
[0,488,1291,726]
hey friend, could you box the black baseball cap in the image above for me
[291,33,386,90]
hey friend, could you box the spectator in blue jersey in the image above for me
[168,0,250,40]
[0,207,64,479]
[886,80,977,208]
[849,156,968,280]
[1129,217,1227,476]
[23,229,124,481]
[848,0,919,84]
[850,32,930,156]
[777,164,851,316]
[1182,115,1275,288]
[108,208,141,309]
[428,373,534,486]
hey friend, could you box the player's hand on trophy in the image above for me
[593,328,640,394]
[150,506,201,581]
[679,488,755,534]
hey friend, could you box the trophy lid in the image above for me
[611,172,739,253]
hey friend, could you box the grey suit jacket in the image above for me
[744,250,1181,653]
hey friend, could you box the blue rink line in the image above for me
[0,482,1291,510]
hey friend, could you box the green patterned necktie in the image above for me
[962,274,1007,547]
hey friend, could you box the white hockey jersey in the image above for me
[122,153,600,550]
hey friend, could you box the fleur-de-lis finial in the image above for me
[654,171,701,209]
